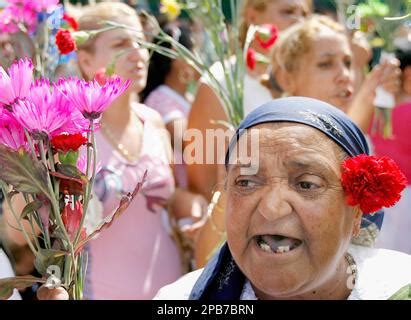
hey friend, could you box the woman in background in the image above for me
[373,47,411,254]
[142,20,200,189]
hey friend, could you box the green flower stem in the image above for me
[63,253,72,292]
[23,129,37,159]
[47,141,60,200]
[22,193,42,250]
[74,121,96,248]
[38,139,77,291]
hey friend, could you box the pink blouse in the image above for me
[371,101,411,183]
[85,104,182,299]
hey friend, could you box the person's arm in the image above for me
[186,83,228,201]
[166,117,187,153]
[348,60,401,132]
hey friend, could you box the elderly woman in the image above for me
[154,97,411,300]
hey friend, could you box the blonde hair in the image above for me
[77,2,140,53]
[238,0,313,47]
[271,15,346,73]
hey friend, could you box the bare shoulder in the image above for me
[134,103,165,128]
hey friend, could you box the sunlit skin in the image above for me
[78,15,149,94]
[402,66,411,95]
[246,0,309,31]
[281,29,354,112]
[225,123,362,299]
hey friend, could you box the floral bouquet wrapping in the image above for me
[0,1,144,300]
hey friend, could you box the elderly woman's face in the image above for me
[287,30,354,112]
[225,123,361,299]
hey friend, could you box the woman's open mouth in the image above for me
[255,235,303,254]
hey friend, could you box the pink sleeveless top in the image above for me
[85,104,182,299]
[371,101,411,183]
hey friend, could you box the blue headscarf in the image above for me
[225,96,369,164]
[189,97,383,300]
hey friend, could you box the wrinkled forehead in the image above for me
[227,122,344,173]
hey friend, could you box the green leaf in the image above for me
[388,284,411,300]
[54,163,88,182]
[20,199,44,220]
[0,145,51,197]
[0,276,45,300]
[34,248,66,276]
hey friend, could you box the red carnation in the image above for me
[51,133,87,153]
[63,13,79,31]
[55,29,77,55]
[246,48,256,70]
[255,24,278,50]
[341,154,407,214]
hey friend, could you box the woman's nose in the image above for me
[336,63,352,84]
[257,182,293,221]
[127,42,148,62]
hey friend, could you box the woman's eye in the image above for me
[235,179,257,188]
[298,181,317,190]
[344,59,352,68]
[318,61,332,68]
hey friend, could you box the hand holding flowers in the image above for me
[0,58,140,300]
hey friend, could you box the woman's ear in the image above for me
[274,67,296,95]
[352,207,362,238]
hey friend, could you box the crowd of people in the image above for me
[1,0,410,300]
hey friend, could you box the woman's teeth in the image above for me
[256,235,301,254]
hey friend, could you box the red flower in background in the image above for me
[341,154,407,214]
[255,24,278,50]
[62,13,78,31]
[246,48,256,70]
[51,133,87,153]
[55,29,77,54]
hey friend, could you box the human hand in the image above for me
[378,59,401,96]
[171,189,208,221]
[37,285,69,300]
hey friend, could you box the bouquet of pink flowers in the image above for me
[0,2,145,300]
[0,57,144,300]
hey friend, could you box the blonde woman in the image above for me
[271,15,400,132]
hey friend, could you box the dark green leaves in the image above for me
[0,145,51,198]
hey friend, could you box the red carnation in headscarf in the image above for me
[51,133,87,153]
[63,13,79,31]
[255,24,279,50]
[55,29,77,55]
[341,154,407,214]
[246,48,256,70]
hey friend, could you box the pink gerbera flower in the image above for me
[57,76,131,120]
[51,87,92,135]
[0,58,33,107]
[12,79,73,139]
[0,108,27,150]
